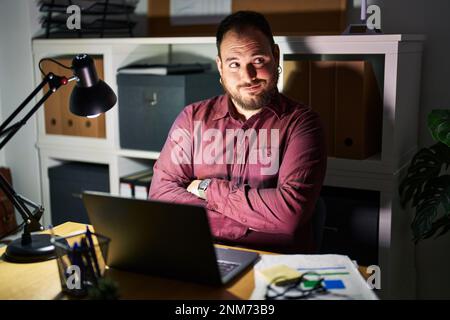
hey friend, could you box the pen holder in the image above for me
[52,229,111,298]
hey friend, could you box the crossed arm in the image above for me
[148,107,327,237]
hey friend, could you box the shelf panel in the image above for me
[117,149,160,160]
[37,135,113,152]
[33,34,426,47]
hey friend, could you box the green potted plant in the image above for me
[399,109,450,242]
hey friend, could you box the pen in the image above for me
[86,226,101,277]
[81,237,98,285]
[72,242,85,285]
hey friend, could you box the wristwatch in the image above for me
[198,178,212,198]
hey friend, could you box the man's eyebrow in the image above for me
[224,51,269,63]
[225,56,238,62]
[251,50,269,56]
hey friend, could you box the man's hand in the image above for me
[187,179,205,199]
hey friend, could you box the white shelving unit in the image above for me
[32,34,424,299]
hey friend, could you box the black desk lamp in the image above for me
[0,54,117,263]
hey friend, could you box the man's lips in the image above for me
[241,83,263,92]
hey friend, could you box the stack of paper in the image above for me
[250,254,378,300]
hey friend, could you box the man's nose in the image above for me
[242,64,257,82]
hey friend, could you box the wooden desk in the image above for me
[0,222,369,300]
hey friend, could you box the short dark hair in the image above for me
[216,11,275,56]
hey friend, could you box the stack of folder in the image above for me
[119,169,153,199]
[283,59,383,160]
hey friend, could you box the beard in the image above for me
[222,72,279,111]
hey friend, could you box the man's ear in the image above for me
[216,55,223,78]
[273,44,280,65]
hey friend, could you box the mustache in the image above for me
[238,79,266,88]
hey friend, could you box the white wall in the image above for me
[0,0,42,223]
[135,0,148,14]
[348,0,450,299]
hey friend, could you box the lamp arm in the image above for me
[0,75,49,134]
[0,73,68,150]
[0,72,68,240]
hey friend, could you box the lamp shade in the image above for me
[69,54,117,117]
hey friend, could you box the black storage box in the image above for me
[117,72,223,151]
[49,162,109,225]
[319,186,380,266]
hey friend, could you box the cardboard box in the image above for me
[147,0,347,37]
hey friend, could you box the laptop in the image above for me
[82,191,259,285]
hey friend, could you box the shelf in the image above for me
[32,35,424,299]
[37,135,113,150]
[117,149,160,160]
[33,34,426,46]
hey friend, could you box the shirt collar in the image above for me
[212,93,283,121]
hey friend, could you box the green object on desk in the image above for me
[87,277,120,300]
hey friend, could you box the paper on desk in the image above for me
[250,254,378,300]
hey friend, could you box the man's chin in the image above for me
[241,99,264,110]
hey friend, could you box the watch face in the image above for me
[199,179,210,190]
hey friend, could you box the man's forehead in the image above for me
[220,28,272,56]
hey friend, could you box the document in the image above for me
[250,254,378,300]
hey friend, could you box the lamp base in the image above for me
[4,234,63,263]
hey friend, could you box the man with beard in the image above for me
[149,11,327,253]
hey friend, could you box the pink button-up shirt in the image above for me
[149,93,327,253]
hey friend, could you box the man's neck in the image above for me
[231,98,263,121]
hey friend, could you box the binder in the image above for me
[283,59,382,160]
[133,173,153,200]
[119,169,152,198]
[283,60,335,156]
[335,61,382,159]
[309,61,336,156]
[40,59,65,135]
[283,60,310,105]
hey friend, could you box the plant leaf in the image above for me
[412,175,450,242]
[422,215,450,240]
[428,109,450,147]
[399,143,447,207]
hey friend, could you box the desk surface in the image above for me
[0,222,369,300]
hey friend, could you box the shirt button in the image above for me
[241,217,247,223]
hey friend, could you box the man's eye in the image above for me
[229,62,239,68]
[254,58,265,64]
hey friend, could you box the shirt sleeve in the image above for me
[205,108,327,236]
[148,106,205,207]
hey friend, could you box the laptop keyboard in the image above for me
[217,260,240,277]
